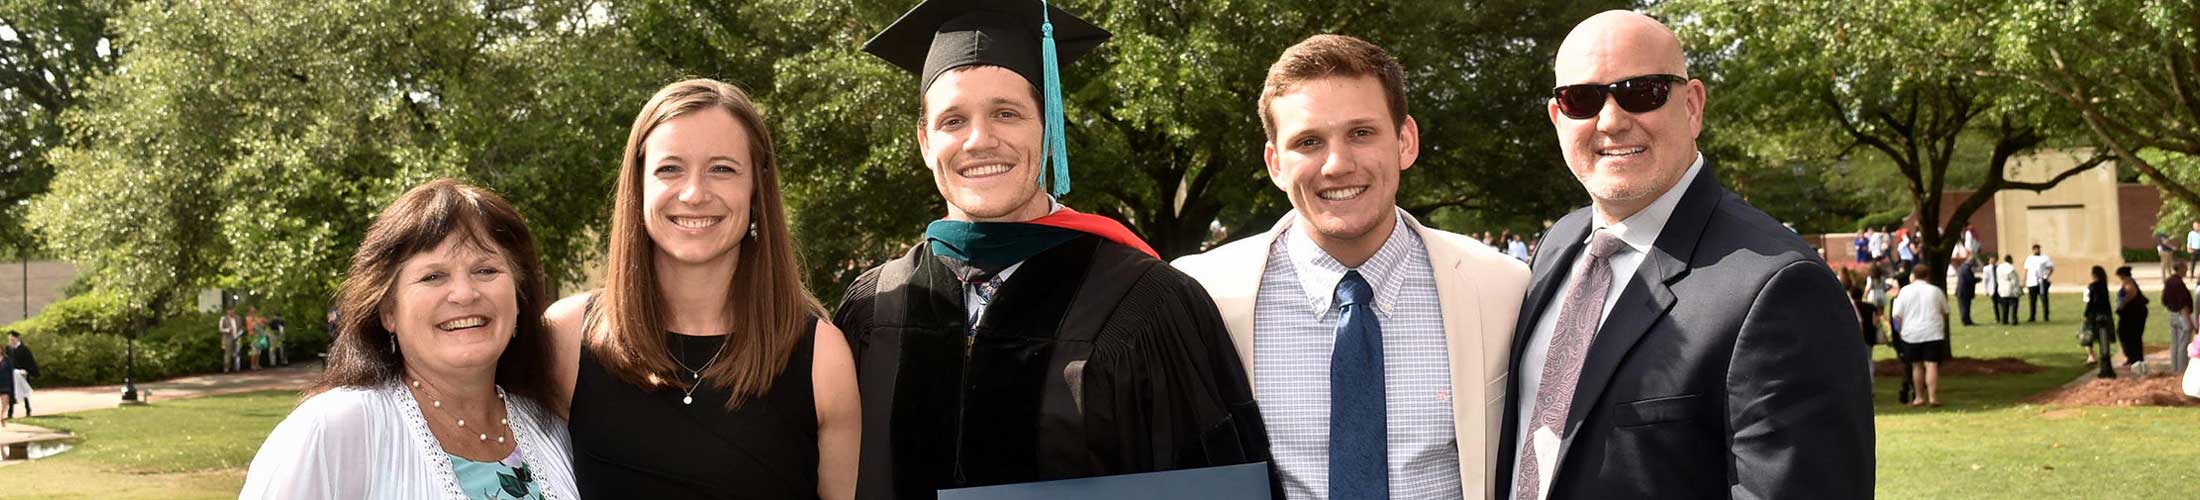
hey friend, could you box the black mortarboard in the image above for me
[863,0,1111,92]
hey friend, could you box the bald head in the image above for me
[1555,11,1688,85]
[1547,10,1706,225]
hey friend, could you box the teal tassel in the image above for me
[1039,1,1071,196]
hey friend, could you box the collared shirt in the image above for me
[962,198,1062,326]
[2186,230,2199,252]
[1254,208,1456,500]
[1508,153,1703,500]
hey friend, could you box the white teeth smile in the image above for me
[671,216,721,229]
[1600,146,1647,157]
[436,316,487,332]
[960,164,1012,178]
[1319,186,1367,201]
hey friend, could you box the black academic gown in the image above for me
[835,234,1270,500]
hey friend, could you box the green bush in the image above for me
[1,291,132,338]
[33,333,128,386]
[2124,248,2162,263]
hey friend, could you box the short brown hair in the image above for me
[590,78,822,410]
[314,179,552,404]
[1258,34,1409,140]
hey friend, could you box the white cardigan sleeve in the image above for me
[239,389,382,500]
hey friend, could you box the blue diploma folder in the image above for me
[937,462,1272,500]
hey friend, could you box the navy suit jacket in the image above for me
[1494,159,1875,499]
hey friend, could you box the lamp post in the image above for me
[120,316,142,404]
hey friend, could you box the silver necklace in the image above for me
[407,377,511,443]
[670,334,730,405]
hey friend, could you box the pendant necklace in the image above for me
[406,376,511,443]
[670,333,730,405]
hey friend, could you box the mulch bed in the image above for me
[1873,357,2045,377]
[2024,375,2199,407]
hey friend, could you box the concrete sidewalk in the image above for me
[0,362,320,455]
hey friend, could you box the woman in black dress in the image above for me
[2115,266,2150,368]
[2084,266,2116,377]
[543,79,860,499]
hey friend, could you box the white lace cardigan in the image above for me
[239,381,578,499]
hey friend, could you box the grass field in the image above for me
[0,294,2191,498]
[1871,292,2200,498]
[0,391,297,499]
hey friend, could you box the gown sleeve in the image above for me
[239,390,378,500]
[1080,264,1272,474]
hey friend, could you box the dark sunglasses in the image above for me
[1552,74,1687,120]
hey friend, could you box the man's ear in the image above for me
[1397,116,1421,171]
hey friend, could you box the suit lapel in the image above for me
[1560,161,1722,439]
[1510,212,1591,366]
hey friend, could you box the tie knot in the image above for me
[1587,230,1628,260]
[1336,270,1374,307]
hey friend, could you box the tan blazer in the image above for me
[1172,212,1531,500]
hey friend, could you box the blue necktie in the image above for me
[1330,270,1386,499]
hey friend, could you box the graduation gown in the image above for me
[835,234,1271,500]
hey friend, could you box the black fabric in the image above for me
[2086,282,2113,318]
[2117,290,2149,365]
[1855,301,1880,346]
[7,345,36,378]
[1497,158,1875,500]
[1898,339,1951,363]
[569,318,823,499]
[835,235,1269,500]
[863,0,1110,92]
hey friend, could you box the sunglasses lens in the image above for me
[1614,77,1674,114]
[1555,86,1605,119]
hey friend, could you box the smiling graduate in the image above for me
[832,1,1272,499]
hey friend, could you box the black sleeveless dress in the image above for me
[570,317,820,499]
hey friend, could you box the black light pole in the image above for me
[120,315,142,404]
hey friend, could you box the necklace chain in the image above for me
[670,333,731,405]
[407,376,512,443]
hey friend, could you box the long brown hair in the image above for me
[586,78,821,409]
[314,179,553,405]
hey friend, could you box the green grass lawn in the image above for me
[0,390,300,499]
[1872,292,2200,498]
[0,293,2192,498]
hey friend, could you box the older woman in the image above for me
[543,78,859,499]
[242,179,577,499]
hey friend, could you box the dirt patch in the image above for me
[1873,357,2045,376]
[2024,375,2200,407]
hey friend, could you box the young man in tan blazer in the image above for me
[1174,34,1530,500]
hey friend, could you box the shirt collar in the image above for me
[1282,207,1419,319]
[1593,152,1704,255]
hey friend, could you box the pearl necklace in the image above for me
[408,378,512,443]
[670,333,730,405]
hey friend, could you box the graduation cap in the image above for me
[864,0,1110,196]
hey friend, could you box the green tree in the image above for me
[1997,0,2200,234]
[1668,0,2106,288]
[31,0,671,317]
[748,0,1628,300]
[0,0,125,252]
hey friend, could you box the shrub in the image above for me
[1,292,132,339]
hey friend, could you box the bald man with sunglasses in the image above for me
[1492,11,1874,500]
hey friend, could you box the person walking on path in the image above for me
[2161,265,2192,375]
[2025,244,2055,322]
[6,332,35,418]
[2186,221,2200,276]
[219,309,242,373]
[1891,265,1949,407]
[2115,266,2151,369]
